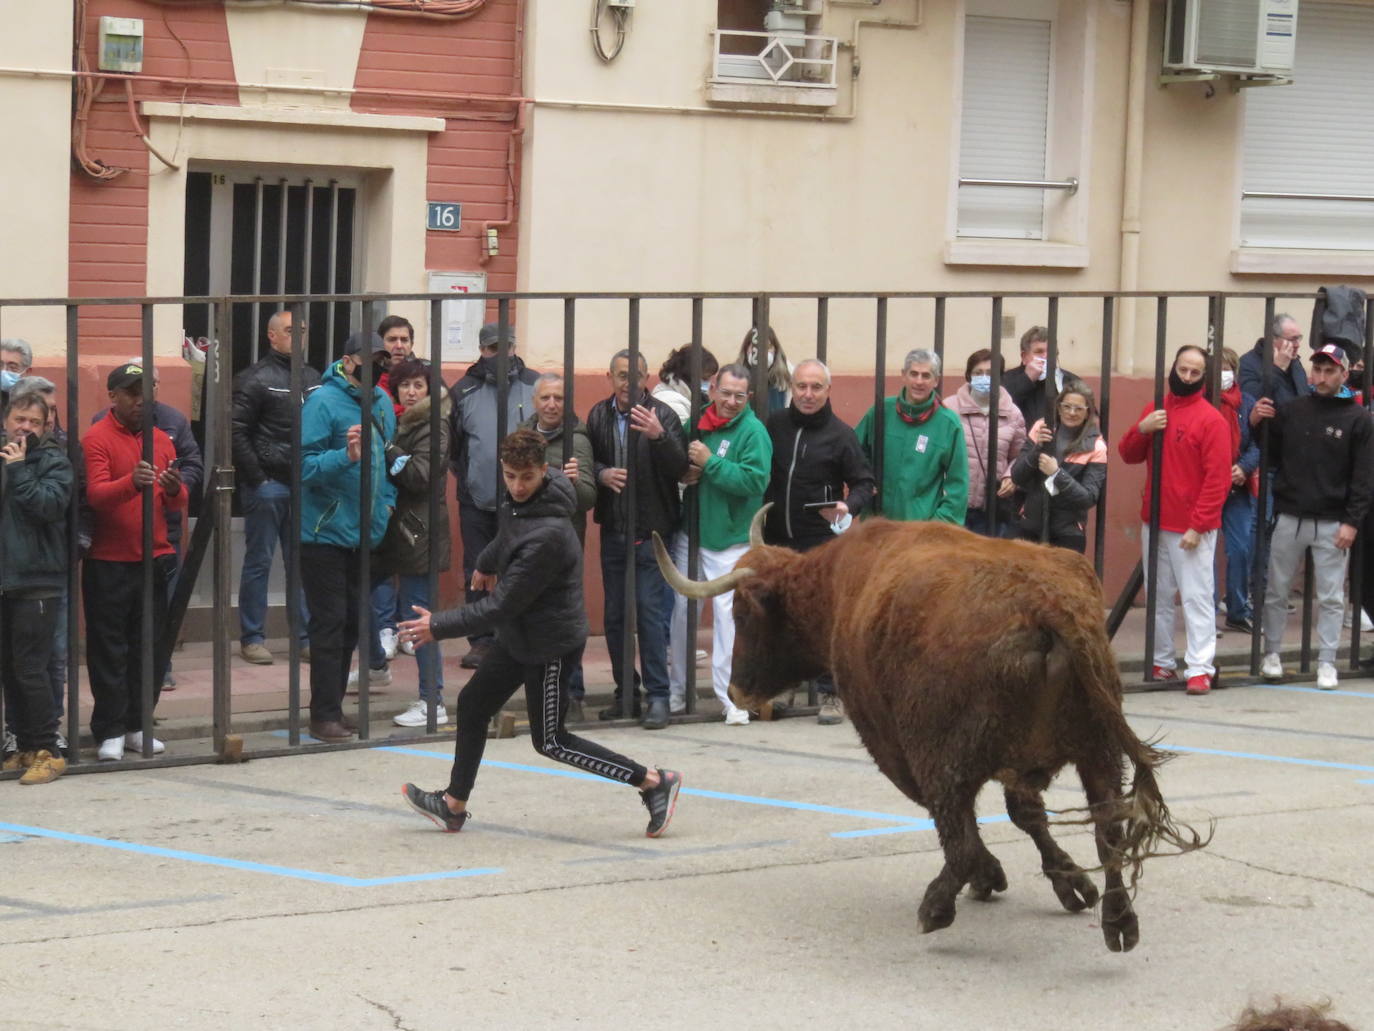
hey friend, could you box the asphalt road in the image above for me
[3,679,1372,1030]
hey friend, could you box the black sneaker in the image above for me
[640,768,682,838]
[402,783,470,833]
[1224,616,1255,634]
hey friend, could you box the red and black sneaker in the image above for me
[641,768,682,839]
[402,783,470,832]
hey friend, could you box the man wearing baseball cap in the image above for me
[83,362,185,760]
[1252,344,1374,689]
[298,332,398,741]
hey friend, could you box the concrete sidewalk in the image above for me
[54,601,1372,748]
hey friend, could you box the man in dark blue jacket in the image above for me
[399,429,682,838]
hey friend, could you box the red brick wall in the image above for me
[70,1,236,347]
[351,1,523,297]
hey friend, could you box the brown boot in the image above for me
[20,750,67,785]
[308,720,355,743]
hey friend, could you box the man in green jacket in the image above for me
[686,363,773,725]
[856,348,968,524]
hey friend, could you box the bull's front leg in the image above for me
[1078,759,1139,953]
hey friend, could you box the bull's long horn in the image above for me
[748,503,773,550]
[652,532,756,600]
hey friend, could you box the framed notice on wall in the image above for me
[426,271,487,364]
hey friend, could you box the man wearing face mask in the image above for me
[1002,327,1079,430]
[1,338,33,410]
[298,331,398,743]
[762,359,873,724]
[1119,345,1232,695]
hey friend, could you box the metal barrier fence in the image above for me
[0,288,1368,778]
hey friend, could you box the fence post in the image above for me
[1143,296,1167,682]
[212,301,235,753]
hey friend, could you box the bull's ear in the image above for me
[735,581,779,623]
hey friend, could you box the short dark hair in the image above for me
[715,362,751,388]
[609,349,649,373]
[387,357,432,401]
[500,428,548,470]
[378,315,415,343]
[4,394,48,421]
[659,344,719,385]
[964,349,1005,381]
[1174,344,1209,368]
[1020,326,1049,354]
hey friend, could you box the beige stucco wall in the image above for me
[516,0,1373,378]
[0,1,74,349]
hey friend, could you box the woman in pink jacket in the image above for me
[944,349,1027,537]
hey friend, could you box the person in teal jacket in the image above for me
[685,363,773,725]
[298,331,398,743]
[856,348,968,524]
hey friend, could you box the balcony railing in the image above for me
[711,29,838,88]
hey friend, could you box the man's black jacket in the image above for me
[762,402,874,551]
[231,350,322,487]
[585,393,688,538]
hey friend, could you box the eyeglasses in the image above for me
[1058,403,1088,414]
[716,390,749,403]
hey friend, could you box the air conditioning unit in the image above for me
[1163,0,1298,76]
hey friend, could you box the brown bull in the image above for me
[656,506,1204,953]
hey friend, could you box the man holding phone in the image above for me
[83,363,185,760]
[762,359,874,724]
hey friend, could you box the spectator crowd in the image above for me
[2,306,1371,784]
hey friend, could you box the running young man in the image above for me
[399,429,682,837]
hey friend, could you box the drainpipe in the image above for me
[479,99,528,267]
[1116,0,1150,376]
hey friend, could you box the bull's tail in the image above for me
[1051,600,1212,893]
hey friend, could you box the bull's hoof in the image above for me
[1047,869,1099,913]
[967,860,1008,902]
[917,895,957,934]
[1101,910,1140,953]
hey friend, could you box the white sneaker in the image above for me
[347,666,392,691]
[97,737,125,761]
[723,705,750,726]
[1260,652,1283,680]
[695,649,709,666]
[124,732,165,755]
[400,638,416,656]
[380,628,399,661]
[1363,611,1373,633]
[1316,661,1338,690]
[393,700,449,727]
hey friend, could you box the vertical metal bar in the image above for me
[1354,296,1374,669]
[685,297,704,716]
[495,298,511,514]
[815,296,828,364]
[252,178,264,363]
[562,298,576,467]
[212,302,234,751]
[872,297,888,516]
[932,296,946,370]
[986,297,1003,534]
[357,300,377,739]
[276,177,289,302]
[620,297,641,715]
[1250,297,1276,677]
[302,180,315,353]
[427,298,445,734]
[1143,296,1167,682]
[1094,297,1114,579]
[65,304,81,763]
[1041,297,1060,544]
[287,301,305,746]
[753,295,770,418]
[327,180,340,357]
[140,304,156,757]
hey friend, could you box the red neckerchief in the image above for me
[697,403,732,433]
[895,391,941,425]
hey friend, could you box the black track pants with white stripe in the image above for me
[445,639,649,801]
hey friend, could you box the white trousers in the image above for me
[1262,513,1349,663]
[666,530,698,711]
[699,543,750,711]
[1142,525,1218,678]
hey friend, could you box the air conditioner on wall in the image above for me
[1163,0,1298,77]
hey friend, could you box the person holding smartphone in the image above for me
[762,359,874,725]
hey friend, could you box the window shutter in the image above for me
[957,15,1052,240]
[1241,2,1374,250]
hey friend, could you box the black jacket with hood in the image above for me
[448,354,539,511]
[429,471,588,661]
[0,431,73,595]
[1270,390,1374,526]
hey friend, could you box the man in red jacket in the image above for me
[1118,345,1232,695]
[84,363,186,760]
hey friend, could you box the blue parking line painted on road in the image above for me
[1168,744,1374,774]
[0,821,502,887]
[383,745,923,823]
[1249,683,1374,699]
[830,814,1012,840]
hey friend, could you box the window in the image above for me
[707,0,838,108]
[1240,2,1374,251]
[956,14,1053,240]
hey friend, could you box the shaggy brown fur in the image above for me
[720,518,1207,953]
